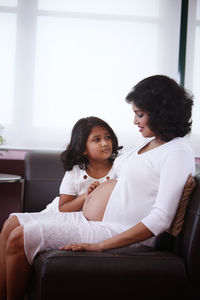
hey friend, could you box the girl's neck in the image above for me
[86,160,113,179]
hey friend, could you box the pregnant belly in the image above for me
[83,179,117,221]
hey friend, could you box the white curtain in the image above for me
[0,0,185,151]
[185,0,200,156]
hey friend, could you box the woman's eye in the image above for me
[137,113,144,118]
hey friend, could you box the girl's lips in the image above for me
[102,148,111,153]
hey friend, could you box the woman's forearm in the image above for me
[99,222,154,251]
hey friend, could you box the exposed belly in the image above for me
[83,179,117,221]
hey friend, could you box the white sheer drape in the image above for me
[1,0,190,152]
[185,0,200,156]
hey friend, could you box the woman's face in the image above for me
[132,103,155,138]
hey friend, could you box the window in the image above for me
[0,12,16,124]
[0,0,183,150]
[185,0,200,156]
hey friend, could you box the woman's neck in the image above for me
[138,137,166,154]
[151,137,166,147]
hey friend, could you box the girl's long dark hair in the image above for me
[61,116,122,171]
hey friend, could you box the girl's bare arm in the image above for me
[59,194,87,212]
[59,181,100,212]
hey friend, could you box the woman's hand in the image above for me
[87,181,100,196]
[59,243,102,252]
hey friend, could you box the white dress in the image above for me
[11,137,195,265]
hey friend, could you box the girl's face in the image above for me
[132,102,155,138]
[84,126,113,162]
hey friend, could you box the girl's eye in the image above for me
[93,138,100,142]
[105,135,111,140]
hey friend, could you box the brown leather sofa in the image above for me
[23,150,200,300]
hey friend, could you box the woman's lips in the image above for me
[139,127,143,132]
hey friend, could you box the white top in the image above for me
[43,164,116,212]
[59,164,116,195]
[103,137,195,236]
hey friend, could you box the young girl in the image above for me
[42,116,123,213]
[0,116,122,300]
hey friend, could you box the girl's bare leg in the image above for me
[6,225,32,300]
[0,216,20,300]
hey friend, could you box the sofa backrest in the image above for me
[175,174,200,285]
[23,151,65,212]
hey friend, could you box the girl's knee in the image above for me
[6,226,24,256]
[1,216,20,238]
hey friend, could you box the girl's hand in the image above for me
[59,243,102,252]
[87,181,100,195]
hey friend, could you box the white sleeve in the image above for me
[59,168,77,196]
[141,149,195,236]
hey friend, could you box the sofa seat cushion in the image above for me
[29,248,188,300]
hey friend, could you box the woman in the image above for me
[61,74,195,251]
[0,75,195,299]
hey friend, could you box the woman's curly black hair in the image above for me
[61,116,123,171]
[125,75,193,141]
